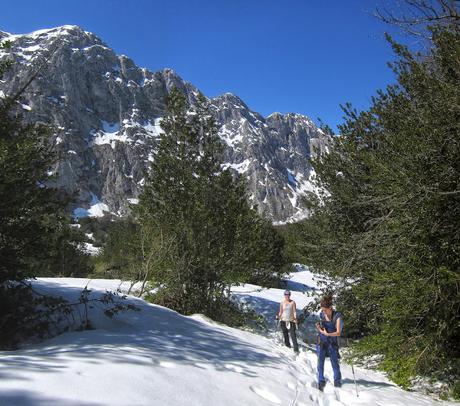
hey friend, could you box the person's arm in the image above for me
[315,312,323,334]
[276,302,283,319]
[317,317,342,337]
[292,301,297,322]
[315,322,324,334]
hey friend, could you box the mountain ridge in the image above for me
[0,25,331,222]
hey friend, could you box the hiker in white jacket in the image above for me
[276,290,299,353]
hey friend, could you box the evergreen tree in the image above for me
[298,25,460,394]
[0,45,86,282]
[137,88,287,317]
[0,41,92,346]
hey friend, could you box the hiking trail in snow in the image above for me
[0,267,457,406]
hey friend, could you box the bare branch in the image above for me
[375,0,460,39]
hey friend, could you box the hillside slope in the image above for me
[0,271,455,406]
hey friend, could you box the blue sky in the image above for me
[0,0,400,131]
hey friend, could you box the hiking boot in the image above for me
[318,382,325,392]
[334,381,342,388]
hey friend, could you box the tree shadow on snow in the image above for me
[0,390,101,406]
[282,279,314,293]
[0,283,282,386]
[234,294,280,323]
[341,378,395,389]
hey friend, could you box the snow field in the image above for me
[0,268,457,405]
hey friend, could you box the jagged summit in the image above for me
[1,25,102,46]
[266,111,314,124]
[0,25,107,66]
[0,25,330,222]
[212,92,249,110]
[161,67,179,76]
[4,25,99,41]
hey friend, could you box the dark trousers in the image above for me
[280,321,299,352]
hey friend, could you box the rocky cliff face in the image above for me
[0,25,330,222]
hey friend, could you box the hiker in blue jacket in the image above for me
[315,295,343,391]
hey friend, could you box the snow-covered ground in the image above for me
[0,268,457,406]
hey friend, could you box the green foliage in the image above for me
[0,40,13,75]
[77,216,115,247]
[452,380,460,400]
[34,223,93,277]
[0,51,91,281]
[276,222,310,264]
[298,26,460,389]
[137,88,288,318]
[0,41,93,347]
[0,283,66,349]
[0,281,140,350]
[92,217,161,297]
[93,217,141,279]
[206,298,267,331]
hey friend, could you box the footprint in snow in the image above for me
[319,387,345,406]
[286,381,296,390]
[224,363,244,373]
[250,386,282,404]
[194,362,213,370]
[158,360,176,368]
[310,381,319,389]
[305,357,316,373]
[324,400,344,406]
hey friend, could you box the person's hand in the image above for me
[275,315,279,320]
[316,323,328,336]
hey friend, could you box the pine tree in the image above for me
[298,25,460,393]
[137,88,287,317]
[0,51,82,282]
[0,41,92,347]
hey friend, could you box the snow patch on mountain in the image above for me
[222,159,252,174]
[0,25,332,222]
[73,193,110,218]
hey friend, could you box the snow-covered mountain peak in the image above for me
[267,111,282,118]
[213,92,256,114]
[0,25,107,65]
[161,67,179,77]
[267,111,315,127]
[3,25,101,45]
[0,25,331,222]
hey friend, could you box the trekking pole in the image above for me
[347,337,359,397]
[274,317,280,342]
[351,363,359,397]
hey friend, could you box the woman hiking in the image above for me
[276,290,299,354]
[315,295,343,391]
